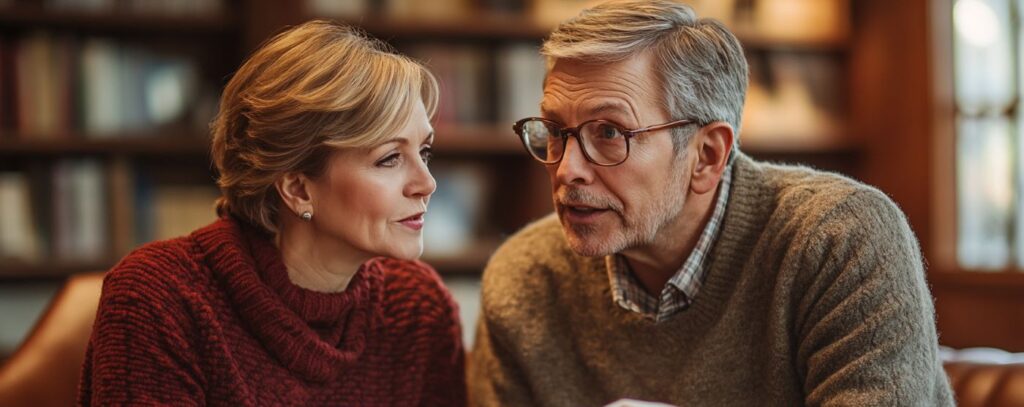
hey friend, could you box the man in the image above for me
[469,1,954,406]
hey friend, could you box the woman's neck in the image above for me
[275,221,367,293]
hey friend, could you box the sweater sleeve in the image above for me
[793,189,954,406]
[77,255,204,406]
[420,280,467,407]
[468,311,537,407]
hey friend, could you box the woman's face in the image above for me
[309,101,436,261]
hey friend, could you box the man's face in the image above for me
[541,52,695,257]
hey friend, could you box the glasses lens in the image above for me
[521,119,561,163]
[580,121,627,165]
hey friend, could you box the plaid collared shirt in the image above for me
[605,164,733,322]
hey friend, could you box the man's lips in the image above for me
[559,203,611,221]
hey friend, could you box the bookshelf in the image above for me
[0,0,235,280]
[0,0,864,280]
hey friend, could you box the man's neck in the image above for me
[621,186,719,296]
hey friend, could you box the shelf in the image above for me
[0,134,210,155]
[929,270,1024,293]
[346,16,847,51]
[740,133,862,155]
[0,260,114,282]
[343,15,550,41]
[0,6,236,36]
[732,26,850,52]
[435,124,524,154]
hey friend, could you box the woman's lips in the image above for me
[398,213,424,231]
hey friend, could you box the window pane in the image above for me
[958,116,1014,269]
[953,0,1016,113]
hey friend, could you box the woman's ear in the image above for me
[275,172,314,217]
[689,122,734,195]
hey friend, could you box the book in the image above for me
[496,43,545,125]
[52,158,107,261]
[422,162,489,257]
[151,185,219,240]
[406,45,489,126]
[0,172,42,262]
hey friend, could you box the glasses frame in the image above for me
[512,117,695,166]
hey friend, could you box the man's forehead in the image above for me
[541,100,633,117]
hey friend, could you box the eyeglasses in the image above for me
[512,117,694,166]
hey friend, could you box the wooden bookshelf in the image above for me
[351,16,849,51]
[0,134,211,155]
[0,1,866,280]
[0,6,237,35]
[352,15,550,41]
[0,260,114,281]
[435,124,523,155]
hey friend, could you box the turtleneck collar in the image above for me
[191,216,385,382]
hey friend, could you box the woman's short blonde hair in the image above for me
[210,20,439,235]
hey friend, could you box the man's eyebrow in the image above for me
[540,105,563,122]
[540,102,630,121]
[585,102,630,117]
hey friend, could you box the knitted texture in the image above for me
[469,153,954,406]
[78,217,465,406]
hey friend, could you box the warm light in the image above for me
[954,0,1001,47]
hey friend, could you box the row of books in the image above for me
[0,160,219,264]
[406,40,844,143]
[39,0,223,16]
[742,51,845,145]
[307,0,849,44]
[0,33,211,139]
[0,160,106,263]
[0,159,501,265]
[404,43,545,126]
[306,0,526,20]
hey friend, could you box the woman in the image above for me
[78,20,464,406]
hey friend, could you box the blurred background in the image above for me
[0,0,1020,369]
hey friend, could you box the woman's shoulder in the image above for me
[373,258,458,317]
[102,236,207,303]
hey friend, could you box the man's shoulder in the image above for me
[480,213,581,310]
[745,157,899,225]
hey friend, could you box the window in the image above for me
[954,0,1023,269]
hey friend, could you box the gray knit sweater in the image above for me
[469,153,954,406]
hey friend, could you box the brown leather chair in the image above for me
[0,272,105,407]
[945,361,1024,407]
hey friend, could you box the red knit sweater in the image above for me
[77,217,466,406]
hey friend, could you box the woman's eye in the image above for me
[376,153,401,167]
[420,146,433,165]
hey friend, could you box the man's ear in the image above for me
[275,172,314,217]
[689,122,734,195]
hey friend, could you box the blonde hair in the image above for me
[542,0,748,149]
[210,20,439,234]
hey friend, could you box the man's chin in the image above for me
[562,228,619,257]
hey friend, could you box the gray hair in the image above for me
[541,0,748,150]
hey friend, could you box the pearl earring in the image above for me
[301,211,312,221]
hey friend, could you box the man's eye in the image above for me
[598,124,621,139]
